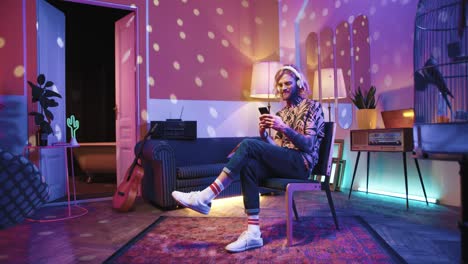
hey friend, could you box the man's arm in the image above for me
[268,102,324,152]
[281,127,316,152]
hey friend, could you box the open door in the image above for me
[115,12,137,185]
[36,0,67,201]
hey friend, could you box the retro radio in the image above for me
[150,120,197,140]
[350,128,413,152]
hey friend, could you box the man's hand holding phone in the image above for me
[258,107,270,129]
[258,107,269,115]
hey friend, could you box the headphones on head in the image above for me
[276,65,306,91]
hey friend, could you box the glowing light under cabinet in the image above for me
[357,187,438,204]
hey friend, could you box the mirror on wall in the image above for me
[352,15,371,98]
[305,15,371,129]
[335,21,353,129]
[305,32,319,95]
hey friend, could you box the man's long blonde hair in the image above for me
[274,64,310,99]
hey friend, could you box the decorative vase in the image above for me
[69,137,79,146]
[356,109,378,129]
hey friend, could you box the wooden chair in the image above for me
[260,122,339,246]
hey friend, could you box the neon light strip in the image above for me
[357,187,438,204]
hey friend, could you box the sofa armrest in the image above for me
[137,140,177,209]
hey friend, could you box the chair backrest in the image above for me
[311,122,336,177]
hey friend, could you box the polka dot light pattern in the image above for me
[149,0,277,101]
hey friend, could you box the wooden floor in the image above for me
[0,189,461,264]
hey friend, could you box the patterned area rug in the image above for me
[104,216,406,263]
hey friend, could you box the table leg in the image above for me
[366,152,370,194]
[403,152,409,210]
[414,158,428,205]
[459,157,468,263]
[25,145,88,222]
[64,147,71,216]
[70,148,77,202]
[348,151,361,199]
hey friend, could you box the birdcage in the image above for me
[413,0,468,157]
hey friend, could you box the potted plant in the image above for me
[28,74,62,146]
[348,85,378,129]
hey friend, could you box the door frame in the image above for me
[29,0,141,142]
[63,0,140,138]
[65,0,141,184]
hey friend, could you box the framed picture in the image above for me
[315,139,346,191]
[330,139,345,191]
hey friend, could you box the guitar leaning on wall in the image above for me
[112,123,158,212]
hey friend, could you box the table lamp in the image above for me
[312,68,347,121]
[250,61,282,113]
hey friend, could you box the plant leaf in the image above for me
[349,85,377,109]
[45,81,54,88]
[28,81,43,102]
[43,89,62,98]
[32,113,46,126]
[40,121,53,135]
[39,97,48,109]
[37,74,45,86]
[44,108,54,121]
[47,98,59,108]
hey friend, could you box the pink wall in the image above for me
[0,1,422,114]
[148,0,278,101]
[0,1,25,95]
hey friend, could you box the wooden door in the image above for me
[37,0,66,201]
[115,12,137,185]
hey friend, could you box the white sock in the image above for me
[247,215,260,234]
[200,179,224,203]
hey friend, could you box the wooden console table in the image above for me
[347,128,429,209]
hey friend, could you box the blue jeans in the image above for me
[223,138,309,215]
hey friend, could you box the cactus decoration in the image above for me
[67,115,80,146]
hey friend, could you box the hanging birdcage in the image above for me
[413,0,468,157]
[414,0,467,123]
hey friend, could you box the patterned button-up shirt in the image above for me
[275,98,325,170]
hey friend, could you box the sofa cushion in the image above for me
[177,176,216,188]
[176,163,226,179]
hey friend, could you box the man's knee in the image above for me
[239,138,262,152]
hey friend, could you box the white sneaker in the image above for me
[225,230,263,253]
[171,191,211,215]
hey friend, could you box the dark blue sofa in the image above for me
[137,137,249,209]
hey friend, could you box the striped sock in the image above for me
[200,179,224,203]
[247,215,260,234]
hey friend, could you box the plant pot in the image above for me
[35,128,48,146]
[356,109,378,129]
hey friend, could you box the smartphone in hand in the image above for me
[258,107,269,114]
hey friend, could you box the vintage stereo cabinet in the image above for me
[350,128,413,152]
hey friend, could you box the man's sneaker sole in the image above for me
[172,193,211,215]
[225,239,263,253]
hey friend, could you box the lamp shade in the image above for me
[312,68,347,100]
[250,61,282,99]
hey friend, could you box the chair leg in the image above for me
[292,196,299,221]
[325,187,339,230]
[285,188,295,246]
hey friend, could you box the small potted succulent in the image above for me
[28,74,62,146]
[348,85,379,129]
